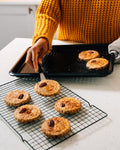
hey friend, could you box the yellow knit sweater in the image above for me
[32,0,120,51]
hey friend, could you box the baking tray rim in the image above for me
[9,43,115,77]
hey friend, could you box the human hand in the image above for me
[25,38,49,72]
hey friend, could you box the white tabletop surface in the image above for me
[0,38,120,150]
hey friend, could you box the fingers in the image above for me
[25,38,49,72]
[32,47,39,72]
[25,47,39,72]
[25,46,44,72]
[38,57,42,65]
[25,50,34,68]
[38,40,48,64]
[38,48,46,65]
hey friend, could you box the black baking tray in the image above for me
[9,43,115,77]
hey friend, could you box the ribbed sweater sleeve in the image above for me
[33,0,120,51]
[32,0,61,52]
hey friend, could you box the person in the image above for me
[26,0,120,72]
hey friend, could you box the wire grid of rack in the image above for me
[0,78,108,150]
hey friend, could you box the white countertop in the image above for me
[0,38,120,150]
[0,0,41,5]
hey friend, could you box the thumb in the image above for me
[38,47,48,65]
[38,50,46,65]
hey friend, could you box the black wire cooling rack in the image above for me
[0,78,108,150]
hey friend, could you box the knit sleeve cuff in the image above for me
[32,14,58,53]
